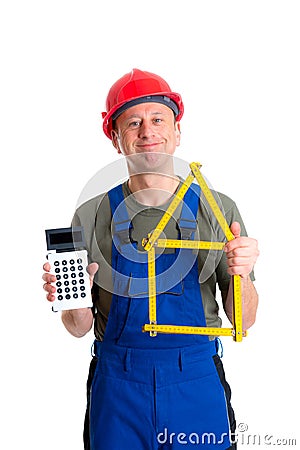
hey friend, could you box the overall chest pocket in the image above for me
[128,275,184,298]
[115,273,184,345]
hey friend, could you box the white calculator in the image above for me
[45,227,93,312]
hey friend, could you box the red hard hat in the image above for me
[102,68,184,139]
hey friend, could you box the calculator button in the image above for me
[65,288,70,293]
[70,259,75,265]
[80,286,85,291]
[58,295,63,301]
[57,288,63,294]
[77,258,82,264]
[62,260,67,265]
[78,272,84,278]
[54,261,59,266]
[57,281,62,287]
[62,267,68,272]
[55,268,60,273]
[66,294,71,300]
[70,266,75,272]
[81,292,86,298]
[78,265,83,271]
[56,275,61,280]
[72,287,78,292]
[79,279,84,284]
[64,281,69,286]
[71,273,76,279]
[73,293,78,299]
[72,280,77,285]
[63,274,68,279]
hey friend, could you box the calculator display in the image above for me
[46,227,85,251]
[49,230,82,246]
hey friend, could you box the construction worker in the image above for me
[42,69,259,450]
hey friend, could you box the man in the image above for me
[43,68,259,449]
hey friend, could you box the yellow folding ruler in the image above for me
[142,162,246,342]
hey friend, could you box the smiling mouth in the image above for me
[136,142,163,150]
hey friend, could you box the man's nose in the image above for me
[138,121,155,138]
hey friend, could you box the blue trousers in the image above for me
[86,340,236,450]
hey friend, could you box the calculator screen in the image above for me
[45,227,86,251]
[49,230,82,246]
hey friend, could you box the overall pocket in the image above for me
[116,274,184,346]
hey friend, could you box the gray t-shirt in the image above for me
[72,181,253,341]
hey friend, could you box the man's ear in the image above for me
[111,130,122,154]
[175,121,181,146]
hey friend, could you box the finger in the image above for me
[224,237,246,253]
[87,262,99,279]
[226,252,258,275]
[227,250,258,267]
[42,272,57,283]
[224,222,241,253]
[43,282,56,302]
[86,262,99,289]
[46,292,56,302]
[43,262,51,272]
[226,255,251,267]
[225,246,255,259]
[224,236,256,253]
[230,221,241,238]
[43,282,56,294]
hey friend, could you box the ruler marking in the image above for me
[233,275,243,342]
[156,239,225,250]
[142,324,248,337]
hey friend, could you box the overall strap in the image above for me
[108,183,132,250]
[178,183,200,240]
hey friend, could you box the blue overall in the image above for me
[89,184,233,449]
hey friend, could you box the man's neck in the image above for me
[128,173,180,206]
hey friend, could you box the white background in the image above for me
[1,1,299,449]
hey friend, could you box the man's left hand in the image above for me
[224,222,259,278]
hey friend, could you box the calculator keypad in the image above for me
[53,258,86,300]
[48,250,93,312]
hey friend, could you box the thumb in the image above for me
[230,221,241,239]
[87,262,99,280]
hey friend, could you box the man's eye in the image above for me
[129,121,140,127]
[154,118,162,123]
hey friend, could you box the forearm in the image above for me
[224,276,258,330]
[61,308,94,338]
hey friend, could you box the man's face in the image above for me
[111,102,181,158]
